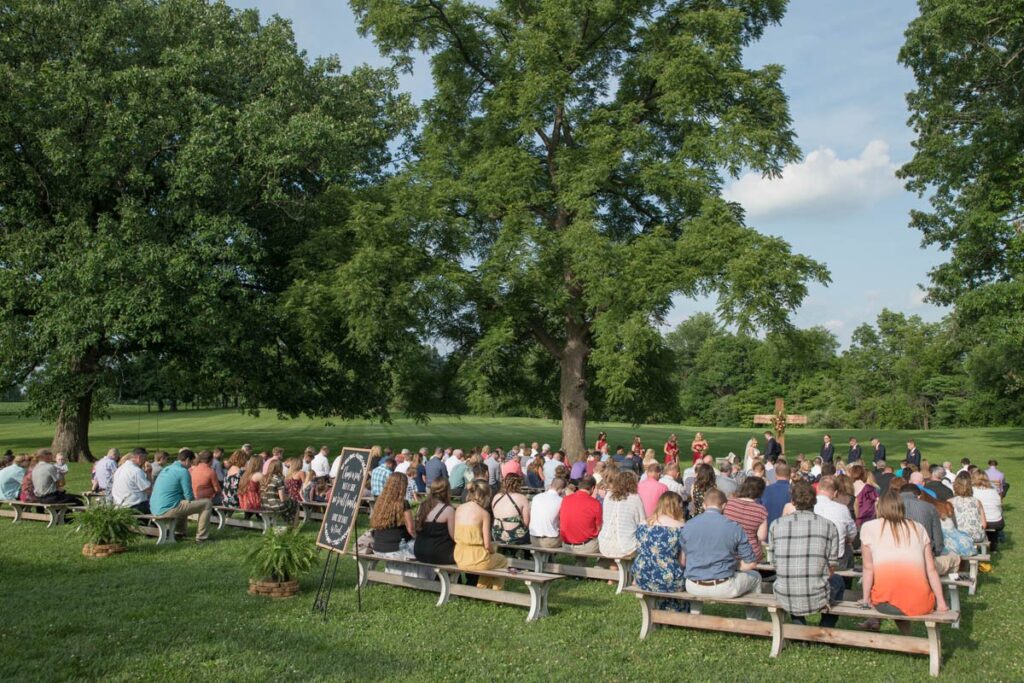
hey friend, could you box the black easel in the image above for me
[311,509,362,617]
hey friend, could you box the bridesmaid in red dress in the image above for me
[664,434,679,465]
[691,432,709,464]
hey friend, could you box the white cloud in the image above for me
[723,140,902,219]
[823,319,846,333]
[909,288,928,308]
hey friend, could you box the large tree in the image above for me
[899,0,1024,421]
[353,0,827,455]
[0,0,413,459]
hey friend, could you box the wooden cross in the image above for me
[753,397,807,454]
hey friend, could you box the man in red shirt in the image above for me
[560,476,603,563]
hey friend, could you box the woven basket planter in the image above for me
[82,543,127,559]
[248,578,299,598]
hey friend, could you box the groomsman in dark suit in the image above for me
[763,431,782,463]
[906,440,922,468]
[847,437,862,464]
[870,437,886,465]
[820,434,835,464]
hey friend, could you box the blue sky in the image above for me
[230,0,945,345]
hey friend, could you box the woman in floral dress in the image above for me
[633,491,687,611]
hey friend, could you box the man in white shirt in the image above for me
[329,451,346,479]
[529,478,565,548]
[543,450,563,487]
[93,449,119,493]
[395,449,412,474]
[814,476,857,568]
[311,446,331,478]
[660,462,685,496]
[112,448,152,513]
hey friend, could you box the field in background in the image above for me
[0,409,1021,681]
[0,407,1019,466]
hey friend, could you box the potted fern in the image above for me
[76,504,140,558]
[247,526,316,598]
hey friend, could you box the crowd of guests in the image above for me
[360,436,1008,633]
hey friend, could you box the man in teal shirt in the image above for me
[151,449,213,542]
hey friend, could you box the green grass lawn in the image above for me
[0,409,1021,681]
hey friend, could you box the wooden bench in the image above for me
[496,542,634,593]
[1,500,75,527]
[135,514,179,544]
[352,551,561,622]
[624,585,959,677]
[299,500,327,524]
[213,506,281,533]
[81,491,109,507]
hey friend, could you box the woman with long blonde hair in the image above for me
[238,456,265,512]
[633,491,687,609]
[454,479,508,589]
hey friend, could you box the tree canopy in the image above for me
[352,0,827,454]
[0,0,414,458]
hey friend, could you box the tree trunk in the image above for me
[169,398,178,412]
[559,327,589,459]
[52,390,94,463]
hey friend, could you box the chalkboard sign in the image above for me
[316,448,370,554]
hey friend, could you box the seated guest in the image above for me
[283,458,305,503]
[972,471,1004,551]
[637,463,668,517]
[681,489,761,602]
[454,480,508,590]
[221,450,245,507]
[529,478,566,548]
[261,459,296,521]
[370,472,426,578]
[660,462,685,496]
[847,463,879,529]
[925,466,953,501]
[525,457,545,490]
[19,456,38,502]
[560,476,603,559]
[771,479,844,627]
[302,473,331,503]
[716,461,739,498]
[448,450,468,498]
[150,449,212,542]
[370,456,397,497]
[0,455,27,501]
[31,449,83,506]
[633,491,687,610]
[859,488,949,633]
[950,472,987,544]
[892,478,959,575]
[919,492,976,558]
[814,476,857,569]
[986,459,1006,496]
[569,454,587,484]
[92,448,120,493]
[414,478,457,565]
[150,451,168,482]
[492,473,531,546]
[686,464,717,517]
[723,477,769,561]
[424,448,447,485]
[598,471,646,560]
[190,450,222,503]
[111,448,152,513]
[261,446,284,475]
[763,463,791,529]
[238,456,265,512]
[500,453,522,479]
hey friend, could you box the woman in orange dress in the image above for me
[859,488,949,633]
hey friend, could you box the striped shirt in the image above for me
[723,497,768,560]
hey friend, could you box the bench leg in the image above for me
[947,585,961,629]
[47,508,66,528]
[525,580,550,622]
[638,596,655,639]
[154,520,177,545]
[968,561,978,595]
[355,558,373,588]
[435,569,453,607]
[769,607,785,657]
[11,505,22,523]
[214,509,226,529]
[615,558,632,594]
[926,621,942,677]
